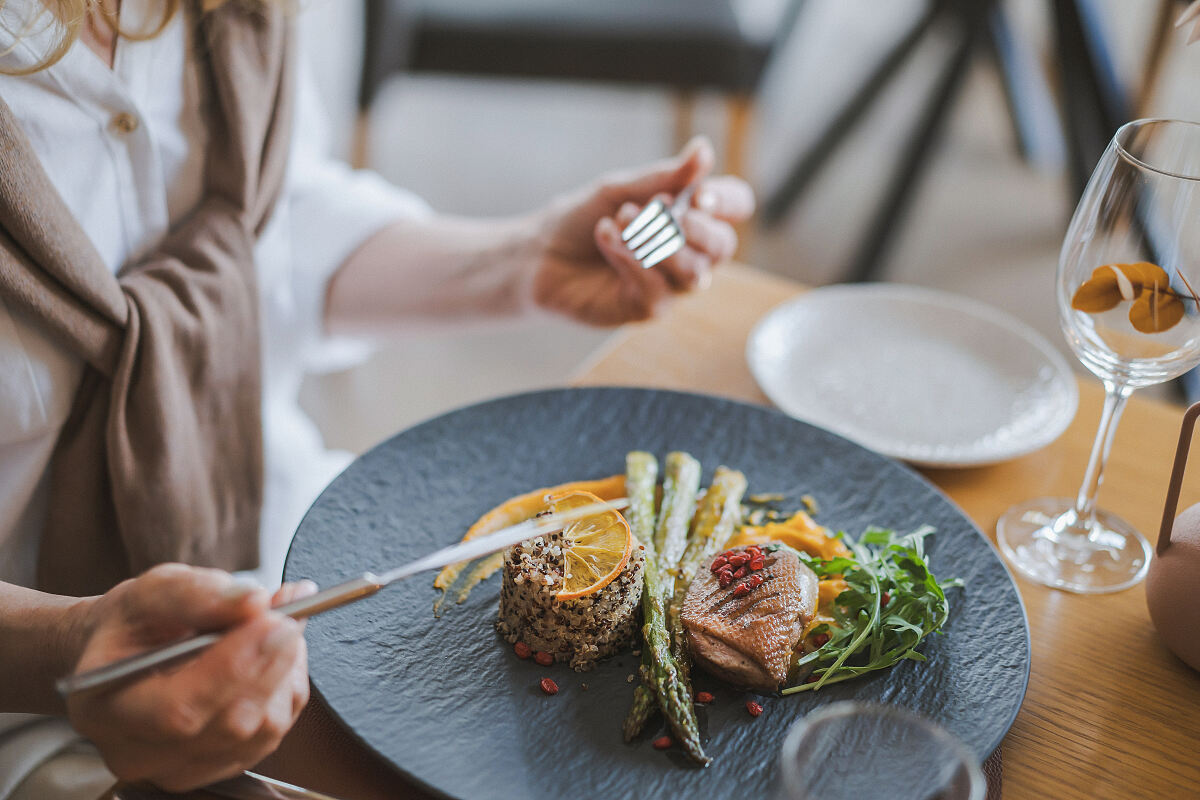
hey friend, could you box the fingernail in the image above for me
[261,618,299,657]
[222,577,261,600]
[696,267,713,291]
[294,580,318,598]
[697,190,717,211]
[229,698,262,738]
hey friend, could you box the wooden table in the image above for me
[124,264,1200,800]
[572,264,1200,800]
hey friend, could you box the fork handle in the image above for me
[56,575,384,697]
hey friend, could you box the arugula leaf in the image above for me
[782,526,962,695]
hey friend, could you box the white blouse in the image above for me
[0,0,430,589]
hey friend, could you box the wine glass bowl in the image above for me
[777,701,985,800]
[999,119,1200,594]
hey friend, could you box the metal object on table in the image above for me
[111,770,342,799]
[621,187,693,269]
[59,497,629,697]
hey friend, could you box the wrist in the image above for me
[0,584,99,714]
[55,595,101,678]
[507,210,552,314]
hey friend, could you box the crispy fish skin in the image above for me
[680,546,818,692]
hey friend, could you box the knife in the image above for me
[58,496,629,697]
[113,770,342,800]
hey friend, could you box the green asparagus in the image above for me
[624,451,658,549]
[673,465,747,592]
[630,547,708,763]
[652,452,701,569]
[620,451,708,764]
[622,452,660,739]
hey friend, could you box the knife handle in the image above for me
[56,575,383,698]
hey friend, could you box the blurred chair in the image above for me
[761,0,1139,284]
[354,0,804,176]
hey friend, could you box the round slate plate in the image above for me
[284,388,1029,799]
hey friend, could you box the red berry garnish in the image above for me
[748,574,764,588]
[732,582,750,597]
[514,641,532,659]
[652,736,673,750]
[534,650,554,667]
[539,677,559,695]
[746,700,763,717]
[710,556,728,572]
[695,691,715,703]
[750,557,765,571]
[733,565,749,579]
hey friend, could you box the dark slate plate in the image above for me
[284,387,1029,799]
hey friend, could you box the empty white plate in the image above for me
[746,283,1079,467]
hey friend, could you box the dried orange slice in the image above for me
[433,474,624,593]
[547,490,633,601]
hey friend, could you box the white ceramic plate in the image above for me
[746,283,1079,467]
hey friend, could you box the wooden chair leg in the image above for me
[351,109,371,170]
[673,91,696,153]
[724,93,754,180]
[724,93,755,258]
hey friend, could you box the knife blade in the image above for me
[58,496,629,697]
[112,770,342,800]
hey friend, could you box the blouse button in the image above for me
[110,111,139,134]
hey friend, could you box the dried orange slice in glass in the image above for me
[546,490,632,601]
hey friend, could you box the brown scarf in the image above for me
[0,2,293,595]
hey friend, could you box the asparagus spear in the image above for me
[622,452,659,738]
[672,466,747,592]
[628,546,708,763]
[625,451,659,549]
[652,452,701,569]
[621,452,709,764]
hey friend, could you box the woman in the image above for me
[0,0,754,795]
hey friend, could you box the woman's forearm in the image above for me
[0,582,93,715]
[323,213,544,336]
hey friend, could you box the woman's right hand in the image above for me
[64,564,314,792]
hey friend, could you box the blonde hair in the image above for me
[0,0,209,75]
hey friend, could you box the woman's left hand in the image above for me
[530,137,755,326]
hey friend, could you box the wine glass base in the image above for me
[996,497,1152,594]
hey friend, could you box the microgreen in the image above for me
[781,525,962,695]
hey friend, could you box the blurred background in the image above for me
[296,0,1200,455]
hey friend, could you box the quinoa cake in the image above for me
[497,531,645,671]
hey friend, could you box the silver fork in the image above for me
[620,186,694,269]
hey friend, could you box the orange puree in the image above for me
[729,511,850,561]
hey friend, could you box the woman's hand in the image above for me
[531,137,756,326]
[64,564,315,792]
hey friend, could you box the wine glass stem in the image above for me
[1073,380,1133,526]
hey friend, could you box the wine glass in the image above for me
[998,118,1200,593]
[777,701,985,800]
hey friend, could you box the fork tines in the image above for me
[621,199,686,269]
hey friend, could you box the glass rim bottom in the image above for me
[996,497,1152,593]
